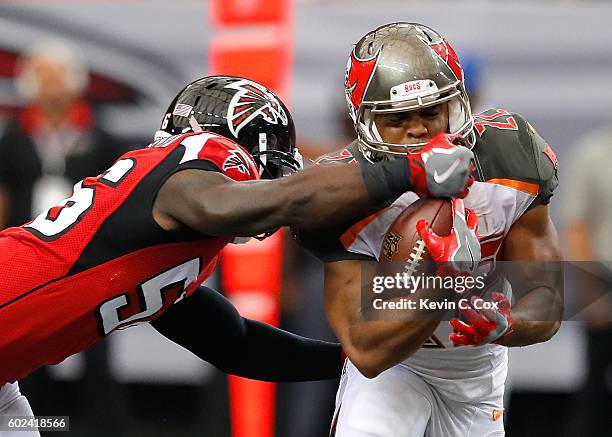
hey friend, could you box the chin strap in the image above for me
[189,115,203,132]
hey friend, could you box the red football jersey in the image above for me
[0,131,260,384]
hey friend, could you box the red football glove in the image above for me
[450,292,514,346]
[416,198,481,278]
[407,133,475,199]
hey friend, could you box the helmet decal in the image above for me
[430,40,464,83]
[172,103,193,117]
[345,49,380,121]
[225,79,288,138]
[413,25,463,83]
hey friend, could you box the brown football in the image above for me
[379,198,452,276]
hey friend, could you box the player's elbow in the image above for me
[187,201,227,235]
[340,327,423,378]
[540,320,561,342]
[358,365,385,380]
[346,348,387,379]
[520,320,562,345]
[344,342,412,379]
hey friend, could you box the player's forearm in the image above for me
[345,290,453,377]
[500,286,562,347]
[343,292,447,378]
[161,318,343,382]
[197,165,370,236]
[327,261,453,378]
[225,319,344,382]
[200,160,409,236]
[152,286,343,382]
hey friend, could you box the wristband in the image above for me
[360,158,412,204]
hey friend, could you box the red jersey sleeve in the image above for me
[175,132,260,182]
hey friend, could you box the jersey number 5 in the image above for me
[96,258,200,336]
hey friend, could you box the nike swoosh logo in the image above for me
[433,158,461,184]
[465,237,476,271]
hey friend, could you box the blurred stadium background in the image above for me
[0,0,611,436]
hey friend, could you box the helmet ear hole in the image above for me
[448,97,464,133]
[267,133,279,151]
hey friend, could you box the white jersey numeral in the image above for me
[98,258,200,335]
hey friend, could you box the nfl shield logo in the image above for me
[382,231,402,260]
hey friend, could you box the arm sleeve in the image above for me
[151,286,343,382]
[292,225,377,262]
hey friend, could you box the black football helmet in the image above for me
[156,75,302,179]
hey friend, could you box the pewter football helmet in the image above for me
[344,22,474,156]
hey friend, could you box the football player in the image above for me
[0,74,474,435]
[294,23,562,436]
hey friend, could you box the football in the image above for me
[379,198,453,276]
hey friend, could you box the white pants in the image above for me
[331,361,505,437]
[0,383,40,437]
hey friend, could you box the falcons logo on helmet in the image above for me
[225,79,288,139]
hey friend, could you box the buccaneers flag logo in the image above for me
[429,39,464,82]
[225,79,288,139]
[344,49,380,121]
[381,231,402,260]
[415,25,464,83]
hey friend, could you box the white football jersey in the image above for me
[296,109,558,401]
[343,179,536,400]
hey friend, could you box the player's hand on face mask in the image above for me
[407,133,475,199]
[449,292,514,346]
[416,198,481,277]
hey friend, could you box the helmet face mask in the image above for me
[252,147,303,179]
[158,75,302,179]
[345,22,475,158]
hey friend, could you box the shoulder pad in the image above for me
[312,140,365,166]
[292,141,376,262]
[165,132,260,182]
[473,109,558,208]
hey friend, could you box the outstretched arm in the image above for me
[151,286,343,382]
[154,133,474,237]
[154,161,398,236]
